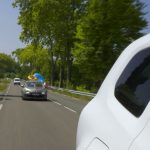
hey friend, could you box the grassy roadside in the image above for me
[50,89,93,101]
[0,78,11,93]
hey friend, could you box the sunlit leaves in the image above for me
[0,53,16,73]
[12,45,50,79]
[73,0,147,85]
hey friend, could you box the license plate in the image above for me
[32,93,39,96]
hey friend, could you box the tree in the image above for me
[13,0,83,87]
[12,45,50,80]
[73,0,147,89]
[0,53,17,78]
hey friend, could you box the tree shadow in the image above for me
[23,98,52,102]
[0,94,52,102]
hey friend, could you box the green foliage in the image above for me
[76,85,90,92]
[0,79,11,92]
[13,0,83,87]
[12,0,148,92]
[12,45,50,80]
[0,53,17,74]
[73,0,147,87]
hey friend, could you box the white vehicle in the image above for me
[13,78,21,85]
[76,34,150,150]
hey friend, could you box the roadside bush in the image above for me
[76,85,90,92]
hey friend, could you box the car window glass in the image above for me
[115,48,150,117]
[15,79,20,81]
[26,82,35,88]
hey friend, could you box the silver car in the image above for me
[21,81,47,100]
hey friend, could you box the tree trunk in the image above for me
[50,51,54,86]
[66,41,72,88]
[59,63,63,88]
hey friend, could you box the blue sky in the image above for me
[0,0,25,54]
[0,0,150,54]
[141,0,150,33]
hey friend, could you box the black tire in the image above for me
[44,96,47,101]
[22,96,26,100]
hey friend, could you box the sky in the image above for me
[0,0,25,54]
[0,0,150,54]
[141,0,150,33]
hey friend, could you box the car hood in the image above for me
[24,87,46,92]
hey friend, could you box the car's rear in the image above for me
[22,81,47,100]
[13,78,21,85]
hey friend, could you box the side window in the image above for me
[115,48,150,117]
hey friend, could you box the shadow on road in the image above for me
[0,94,52,102]
[0,97,3,101]
[23,98,52,102]
[0,94,22,98]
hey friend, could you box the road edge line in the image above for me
[53,101,62,106]
[64,106,77,113]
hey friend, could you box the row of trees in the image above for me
[0,53,18,78]
[12,0,148,92]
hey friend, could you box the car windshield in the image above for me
[15,79,20,81]
[26,82,43,88]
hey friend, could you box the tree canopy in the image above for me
[73,0,147,86]
[12,0,148,91]
[12,45,50,80]
[0,53,17,78]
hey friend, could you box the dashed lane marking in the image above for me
[0,104,3,110]
[51,99,77,114]
[53,101,62,106]
[64,106,77,113]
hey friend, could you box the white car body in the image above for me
[76,34,150,150]
[13,78,21,85]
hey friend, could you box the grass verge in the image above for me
[51,89,93,101]
[0,78,11,93]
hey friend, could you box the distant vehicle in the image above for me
[13,78,21,85]
[76,34,150,150]
[21,81,47,100]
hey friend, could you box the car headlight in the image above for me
[41,91,46,95]
[25,91,30,94]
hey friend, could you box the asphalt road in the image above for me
[0,82,88,150]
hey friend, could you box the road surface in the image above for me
[0,82,88,150]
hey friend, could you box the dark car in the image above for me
[21,81,47,100]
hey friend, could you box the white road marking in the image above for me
[64,106,77,113]
[0,104,3,110]
[53,101,62,106]
[53,101,77,113]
